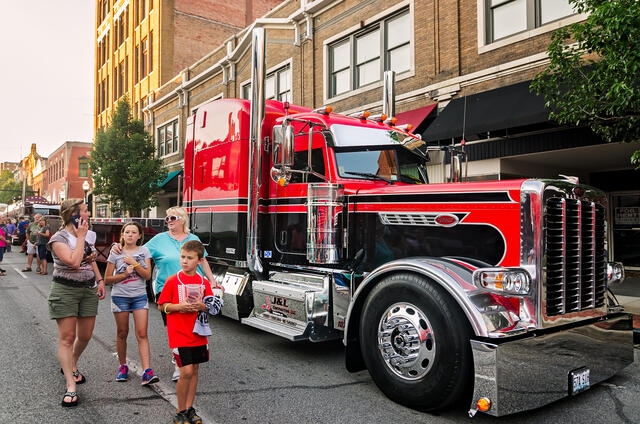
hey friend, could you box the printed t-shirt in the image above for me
[107,245,152,298]
[157,271,213,349]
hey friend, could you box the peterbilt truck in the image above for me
[181,29,633,417]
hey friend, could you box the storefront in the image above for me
[611,193,640,269]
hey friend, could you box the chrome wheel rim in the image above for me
[377,302,435,380]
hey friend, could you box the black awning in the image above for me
[421,81,549,143]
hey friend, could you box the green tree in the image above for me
[90,98,167,216]
[531,0,640,165]
[0,170,29,205]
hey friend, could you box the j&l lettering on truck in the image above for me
[181,29,633,417]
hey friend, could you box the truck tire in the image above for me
[359,272,472,412]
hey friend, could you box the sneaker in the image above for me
[186,407,203,424]
[173,411,189,424]
[116,364,128,381]
[141,368,159,385]
[172,367,180,381]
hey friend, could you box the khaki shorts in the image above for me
[48,281,99,319]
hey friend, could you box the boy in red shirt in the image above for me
[157,240,223,424]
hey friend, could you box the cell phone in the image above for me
[72,214,82,228]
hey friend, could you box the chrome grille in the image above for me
[545,197,606,316]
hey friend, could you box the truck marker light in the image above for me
[312,105,333,114]
[369,113,388,122]
[347,110,370,119]
[476,397,491,413]
[394,123,413,132]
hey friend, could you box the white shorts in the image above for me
[26,240,38,256]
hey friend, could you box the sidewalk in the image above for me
[610,274,640,343]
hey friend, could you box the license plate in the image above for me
[569,367,590,395]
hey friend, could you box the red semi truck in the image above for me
[184,29,632,417]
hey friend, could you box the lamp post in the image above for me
[82,180,90,204]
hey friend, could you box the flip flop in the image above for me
[61,391,78,407]
[60,368,87,384]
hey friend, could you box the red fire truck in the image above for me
[183,29,633,417]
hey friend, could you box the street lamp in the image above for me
[82,180,90,203]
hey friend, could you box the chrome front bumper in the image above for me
[469,314,634,417]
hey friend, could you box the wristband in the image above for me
[97,279,104,284]
[164,304,171,314]
[132,263,140,268]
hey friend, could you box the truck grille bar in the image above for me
[545,197,606,316]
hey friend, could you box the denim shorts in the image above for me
[111,294,149,313]
[37,244,47,260]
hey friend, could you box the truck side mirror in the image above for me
[271,122,295,186]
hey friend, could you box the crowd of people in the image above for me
[0,204,224,424]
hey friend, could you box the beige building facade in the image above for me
[99,0,639,268]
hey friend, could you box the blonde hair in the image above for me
[60,198,84,226]
[166,206,190,233]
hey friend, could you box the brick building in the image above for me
[46,141,94,204]
[108,0,639,268]
[94,0,283,216]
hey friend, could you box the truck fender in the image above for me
[343,257,490,372]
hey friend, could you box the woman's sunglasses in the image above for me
[165,215,181,223]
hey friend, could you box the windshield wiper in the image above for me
[344,171,394,184]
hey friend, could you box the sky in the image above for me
[0,1,95,163]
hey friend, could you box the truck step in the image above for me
[241,315,311,341]
[242,276,332,342]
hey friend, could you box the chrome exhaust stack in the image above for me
[247,27,266,276]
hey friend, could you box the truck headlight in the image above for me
[606,262,624,285]
[473,268,531,296]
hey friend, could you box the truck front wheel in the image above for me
[359,272,472,411]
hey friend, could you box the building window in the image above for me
[115,58,127,100]
[79,160,89,178]
[114,9,128,47]
[99,0,109,23]
[242,64,291,102]
[487,0,577,42]
[140,37,148,79]
[157,119,179,157]
[328,9,410,98]
[98,36,109,67]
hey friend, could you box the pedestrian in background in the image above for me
[36,216,51,275]
[157,240,222,424]
[104,221,159,385]
[18,216,29,252]
[48,199,105,407]
[23,214,42,272]
[0,222,7,275]
[111,206,222,382]
[5,218,16,252]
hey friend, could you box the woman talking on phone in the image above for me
[47,198,105,407]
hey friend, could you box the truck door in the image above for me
[273,147,326,257]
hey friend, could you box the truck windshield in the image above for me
[330,124,429,184]
[335,147,428,184]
